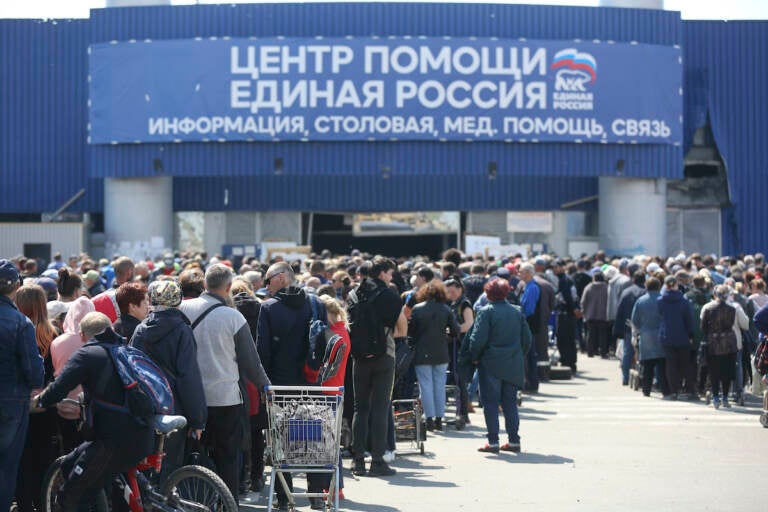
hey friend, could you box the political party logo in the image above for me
[551,48,596,111]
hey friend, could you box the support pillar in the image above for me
[599,177,666,256]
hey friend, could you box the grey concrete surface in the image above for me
[244,355,768,511]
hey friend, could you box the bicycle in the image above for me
[42,399,237,512]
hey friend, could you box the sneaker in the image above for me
[722,398,731,408]
[713,397,721,409]
[351,458,366,476]
[382,450,396,463]
[500,442,521,453]
[368,461,396,477]
[309,497,324,510]
[434,418,443,431]
[477,443,500,453]
[661,394,675,401]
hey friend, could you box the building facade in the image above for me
[0,3,765,260]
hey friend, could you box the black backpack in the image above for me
[347,285,387,358]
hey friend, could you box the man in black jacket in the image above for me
[349,256,404,478]
[33,313,154,512]
[256,261,328,510]
[553,259,580,373]
[131,279,207,482]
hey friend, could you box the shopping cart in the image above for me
[392,398,426,455]
[264,386,344,512]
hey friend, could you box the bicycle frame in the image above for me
[116,439,167,512]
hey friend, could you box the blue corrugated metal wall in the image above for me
[86,2,683,210]
[684,21,768,255]
[0,19,101,213]
[173,175,597,212]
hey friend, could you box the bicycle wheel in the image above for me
[41,456,109,512]
[161,465,237,512]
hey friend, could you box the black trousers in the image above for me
[664,346,696,395]
[708,352,737,398]
[351,354,395,462]
[586,320,611,357]
[641,358,669,396]
[16,410,60,512]
[556,313,578,367]
[203,405,244,499]
[59,432,153,512]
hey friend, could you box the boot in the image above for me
[426,418,435,431]
[434,417,443,431]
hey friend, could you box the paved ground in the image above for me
[243,355,768,511]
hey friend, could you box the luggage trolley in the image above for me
[265,386,344,512]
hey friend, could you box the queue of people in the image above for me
[2,247,768,512]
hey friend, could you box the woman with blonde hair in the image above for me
[14,285,59,512]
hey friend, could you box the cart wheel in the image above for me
[419,442,425,455]
[760,413,768,428]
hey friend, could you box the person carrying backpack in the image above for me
[31,312,155,512]
[130,280,207,483]
[348,256,404,478]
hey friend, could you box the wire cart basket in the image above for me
[265,386,344,512]
[392,398,426,455]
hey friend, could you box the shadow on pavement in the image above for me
[341,499,406,511]
[502,452,574,464]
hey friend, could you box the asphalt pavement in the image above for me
[243,355,768,511]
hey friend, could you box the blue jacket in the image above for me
[130,308,208,430]
[657,290,694,348]
[613,284,646,339]
[469,301,532,389]
[0,294,44,401]
[631,291,664,360]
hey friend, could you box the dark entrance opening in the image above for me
[307,213,458,259]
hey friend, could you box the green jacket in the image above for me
[469,300,532,388]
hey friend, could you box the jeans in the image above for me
[352,355,395,462]
[478,369,520,445]
[641,358,669,396]
[0,399,29,512]
[415,364,448,418]
[734,349,744,395]
[468,369,480,403]
[620,338,635,385]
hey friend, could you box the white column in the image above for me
[599,177,666,256]
[104,177,174,257]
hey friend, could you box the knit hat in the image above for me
[148,280,182,307]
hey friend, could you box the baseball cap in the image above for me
[41,268,59,280]
[84,270,100,282]
[534,257,547,266]
[0,259,20,287]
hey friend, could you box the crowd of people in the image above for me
[1,247,768,511]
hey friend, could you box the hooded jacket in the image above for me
[50,297,95,412]
[657,289,694,348]
[256,286,326,386]
[684,287,711,350]
[130,308,207,430]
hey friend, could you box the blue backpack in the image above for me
[95,344,175,421]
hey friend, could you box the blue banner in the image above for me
[89,37,681,144]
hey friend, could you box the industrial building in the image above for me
[0,1,765,262]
